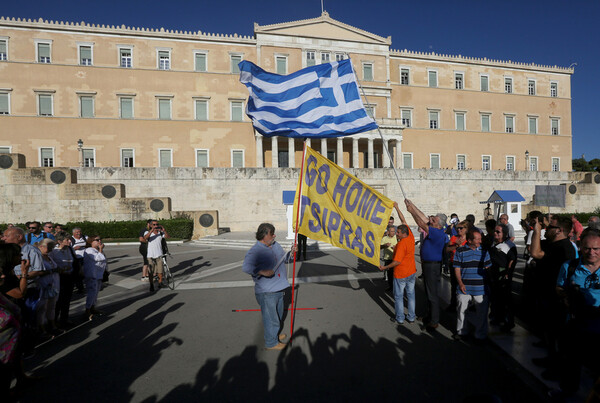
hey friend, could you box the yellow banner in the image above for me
[293,146,393,267]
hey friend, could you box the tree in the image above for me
[589,158,600,173]
[572,157,592,171]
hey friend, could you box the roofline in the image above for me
[254,11,392,46]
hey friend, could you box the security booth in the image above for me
[481,190,525,230]
[283,190,296,239]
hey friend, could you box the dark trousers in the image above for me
[55,272,74,323]
[383,259,394,289]
[297,234,307,260]
[73,258,84,292]
[449,263,458,308]
[558,318,600,393]
[490,276,514,326]
[422,261,442,325]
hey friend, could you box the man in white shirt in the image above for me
[143,220,169,292]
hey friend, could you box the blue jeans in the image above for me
[394,273,416,323]
[255,290,285,348]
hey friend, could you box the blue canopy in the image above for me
[481,190,525,204]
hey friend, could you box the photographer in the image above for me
[143,221,169,292]
[551,229,600,398]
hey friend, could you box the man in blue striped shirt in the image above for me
[453,229,492,341]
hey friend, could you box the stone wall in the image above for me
[2,157,598,230]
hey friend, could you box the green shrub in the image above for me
[0,218,193,239]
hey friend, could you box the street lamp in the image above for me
[77,138,84,167]
[525,150,529,171]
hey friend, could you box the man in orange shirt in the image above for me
[380,202,417,324]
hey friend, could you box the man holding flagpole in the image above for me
[242,223,295,350]
[405,199,448,331]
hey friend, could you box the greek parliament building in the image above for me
[0,12,573,172]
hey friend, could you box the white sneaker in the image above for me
[141,276,149,282]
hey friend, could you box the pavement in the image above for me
[15,231,594,402]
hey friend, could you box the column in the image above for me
[321,138,327,156]
[255,134,263,167]
[395,139,402,169]
[367,138,374,168]
[336,137,344,167]
[288,138,295,168]
[352,138,359,168]
[271,136,278,168]
[382,139,390,168]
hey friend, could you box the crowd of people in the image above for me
[379,201,600,399]
[0,221,108,397]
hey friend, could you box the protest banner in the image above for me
[293,146,393,267]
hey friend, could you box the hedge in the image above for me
[0,218,194,240]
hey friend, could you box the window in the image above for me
[82,149,95,167]
[38,94,53,116]
[505,116,514,133]
[276,56,287,75]
[232,150,244,167]
[482,155,491,170]
[120,97,134,119]
[506,156,515,171]
[551,118,559,135]
[429,111,439,129]
[528,117,537,134]
[401,109,411,127]
[480,75,489,92]
[0,147,11,153]
[529,156,538,171]
[430,154,440,169]
[365,105,375,118]
[481,114,490,132]
[457,155,466,170]
[363,63,373,81]
[402,153,413,169]
[455,72,464,90]
[37,42,51,63]
[552,157,560,172]
[80,96,94,118]
[158,98,171,120]
[455,112,465,131]
[279,150,290,167]
[335,53,345,61]
[550,82,558,98]
[0,38,7,61]
[400,68,409,85]
[119,47,132,68]
[121,149,134,167]
[196,149,209,167]
[195,99,208,121]
[528,79,536,95]
[159,149,172,168]
[158,50,171,70]
[505,77,512,93]
[230,54,242,74]
[194,52,207,72]
[321,52,330,64]
[0,93,9,115]
[231,100,243,121]
[40,148,54,167]
[428,70,438,87]
[306,51,315,67]
[79,45,92,66]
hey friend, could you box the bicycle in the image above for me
[161,253,175,290]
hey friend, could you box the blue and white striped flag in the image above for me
[239,58,378,138]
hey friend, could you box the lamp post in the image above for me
[525,150,529,171]
[77,138,84,167]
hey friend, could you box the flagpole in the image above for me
[289,139,308,344]
[350,60,407,199]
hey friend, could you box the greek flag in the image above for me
[239,59,378,138]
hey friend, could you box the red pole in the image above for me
[289,140,308,344]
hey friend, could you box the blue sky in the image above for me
[3,0,598,161]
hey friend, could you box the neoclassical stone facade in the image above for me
[0,12,573,171]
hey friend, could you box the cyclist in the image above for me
[142,220,169,292]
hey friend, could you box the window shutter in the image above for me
[159,99,170,119]
[195,53,206,71]
[197,150,208,167]
[38,43,50,58]
[195,100,207,120]
[121,98,133,118]
[39,95,52,115]
[0,94,8,113]
[81,97,93,117]
[159,150,171,167]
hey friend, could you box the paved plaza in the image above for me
[17,235,585,402]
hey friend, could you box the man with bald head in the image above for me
[405,199,448,331]
[499,214,515,242]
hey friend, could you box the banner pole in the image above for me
[350,60,407,199]
[289,139,308,344]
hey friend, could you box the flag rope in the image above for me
[289,140,308,344]
[351,62,407,199]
